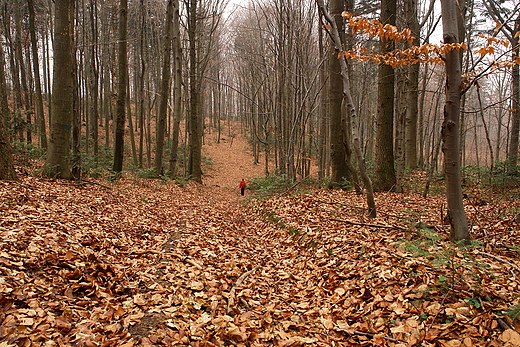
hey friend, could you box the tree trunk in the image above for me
[89,0,100,157]
[0,36,16,180]
[316,0,376,218]
[112,0,128,173]
[0,105,16,180]
[72,6,81,181]
[45,0,74,179]
[28,0,48,149]
[440,0,470,243]
[373,0,397,192]
[508,20,520,169]
[404,0,419,169]
[15,4,31,144]
[169,0,182,177]
[187,0,203,183]
[328,0,350,187]
[154,0,174,175]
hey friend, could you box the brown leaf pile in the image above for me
[1,131,519,346]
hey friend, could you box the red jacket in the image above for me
[239,180,246,189]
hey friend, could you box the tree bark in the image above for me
[440,0,470,243]
[187,0,203,183]
[316,0,376,218]
[0,36,16,180]
[154,0,174,175]
[169,0,182,177]
[45,0,74,179]
[28,0,48,149]
[508,16,520,169]
[404,0,419,169]
[373,0,397,192]
[112,0,128,173]
[328,0,350,187]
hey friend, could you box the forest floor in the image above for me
[1,128,520,346]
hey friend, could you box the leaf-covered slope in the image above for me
[1,174,519,346]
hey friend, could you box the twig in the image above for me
[329,218,407,231]
[79,179,112,189]
[479,251,520,278]
[227,265,260,313]
[275,178,308,199]
[386,250,444,273]
[497,318,513,331]
[185,258,203,270]
[335,328,407,344]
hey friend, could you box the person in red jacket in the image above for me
[239,179,246,196]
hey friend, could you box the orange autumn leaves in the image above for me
[326,11,519,68]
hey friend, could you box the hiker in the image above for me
[239,179,246,196]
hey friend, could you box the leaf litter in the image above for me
[0,135,519,346]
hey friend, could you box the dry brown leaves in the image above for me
[1,154,519,346]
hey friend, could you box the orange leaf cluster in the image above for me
[341,42,467,67]
[342,11,415,44]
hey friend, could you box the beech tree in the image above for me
[0,44,16,180]
[373,0,397,191]
[45,0,75,179]
[328,0,351,187]
[187,0,203,183]
[28,0,47,149]
[0,21,15,180]
[483,1,520,170]
[113,0,128,173]
[440,0,470,242]
[168,0,183,177]
[154,0,174,175]
[316,0,376,217]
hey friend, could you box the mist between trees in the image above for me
[0,0,519,236]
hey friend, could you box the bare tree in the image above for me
[373,0,397,191]
[0,35,16,180]
[169,0,183,177]
[28,0,48,149]
[440,0,470,243]
[45,0,75,179]
[113,0,128,173]
[154,0,174,175]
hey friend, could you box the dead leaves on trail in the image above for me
[0,175,519,346]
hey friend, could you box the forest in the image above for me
[0,0,520,345]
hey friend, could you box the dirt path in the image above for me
[202,127,264,197]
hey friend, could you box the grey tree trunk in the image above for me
[112,0,128,173]
[404,0,419,169]
[45,0,74,179]
[0,36,16,180]
[89,0,100,157]
[15,4,31,143]
[0,106,16,180]
[169,0,182,177]
[508,17,520,169]
[154,0,174,175]
[328,0,350,187]
[28,0,47,149]
[373,0,397,192]
[187,0,203,183]
[440,0,470,243]
[316,0,376,217]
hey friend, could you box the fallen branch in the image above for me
[335,328,407,344]
[79,179,112,189]
[329,218,407,231]
[479,251,520,278]
[227,265,261,313]
[275,177,308,199]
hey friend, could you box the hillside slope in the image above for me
[0,130,519,346]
